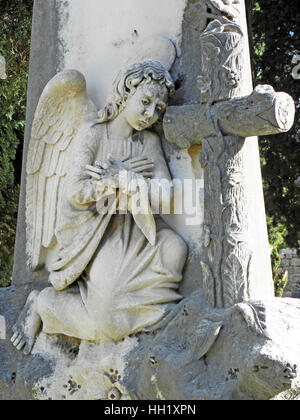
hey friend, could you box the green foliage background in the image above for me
[250,0,300,251]
[0,0,298,288]
[0,0,33,286]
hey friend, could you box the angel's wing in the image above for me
[26,70,98,270]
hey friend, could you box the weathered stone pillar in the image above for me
[13,0,285,304]
[13,0,60,287]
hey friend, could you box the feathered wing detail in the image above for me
[26,70,98,270]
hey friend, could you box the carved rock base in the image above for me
[1,286,300,400]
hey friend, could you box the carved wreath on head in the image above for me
[206,0,241,20]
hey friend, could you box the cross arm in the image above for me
[163,85,295,148]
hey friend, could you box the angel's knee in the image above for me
[37,287,57,315]
[159,229,188,273]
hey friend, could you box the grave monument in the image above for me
[0,0,299,400]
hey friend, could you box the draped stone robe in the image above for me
[38,121,187,342]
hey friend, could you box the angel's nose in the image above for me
[144,104,156,121]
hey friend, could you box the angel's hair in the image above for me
[96,60,175,124]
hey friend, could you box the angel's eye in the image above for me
[142,98,150,105]
[156,105,163,113]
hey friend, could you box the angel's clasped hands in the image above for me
[85,154,155,181]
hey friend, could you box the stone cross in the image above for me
[163,16,295,308]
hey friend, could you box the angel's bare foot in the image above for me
[11,290,42,355]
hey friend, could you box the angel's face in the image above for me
[122,81,168,131]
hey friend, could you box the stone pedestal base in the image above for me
[1,286,300,400]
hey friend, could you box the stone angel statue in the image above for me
[11,59,187,355]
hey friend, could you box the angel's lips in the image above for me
[137,120,150,129]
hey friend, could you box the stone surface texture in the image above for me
[2,291,300,400]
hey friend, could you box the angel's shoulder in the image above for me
[77,120,105,142]
[142,130,161,146]
[141,130,165,161]
[77,119,99,133]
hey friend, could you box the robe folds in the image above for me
[41,121,187,341]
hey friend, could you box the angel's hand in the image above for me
[85,161,120,191]
[50,277,69,292]
[122,156,155,179]
[85,164,106,180]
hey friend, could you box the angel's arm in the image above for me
[66,125,139,206]
[142,131,171,181]
[66,124,108,206]
[142,131,173,213]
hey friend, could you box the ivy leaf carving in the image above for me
[234,301,270,339]
[223,251,250,307]
[201,261,216,307]
[195,319,223,359]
